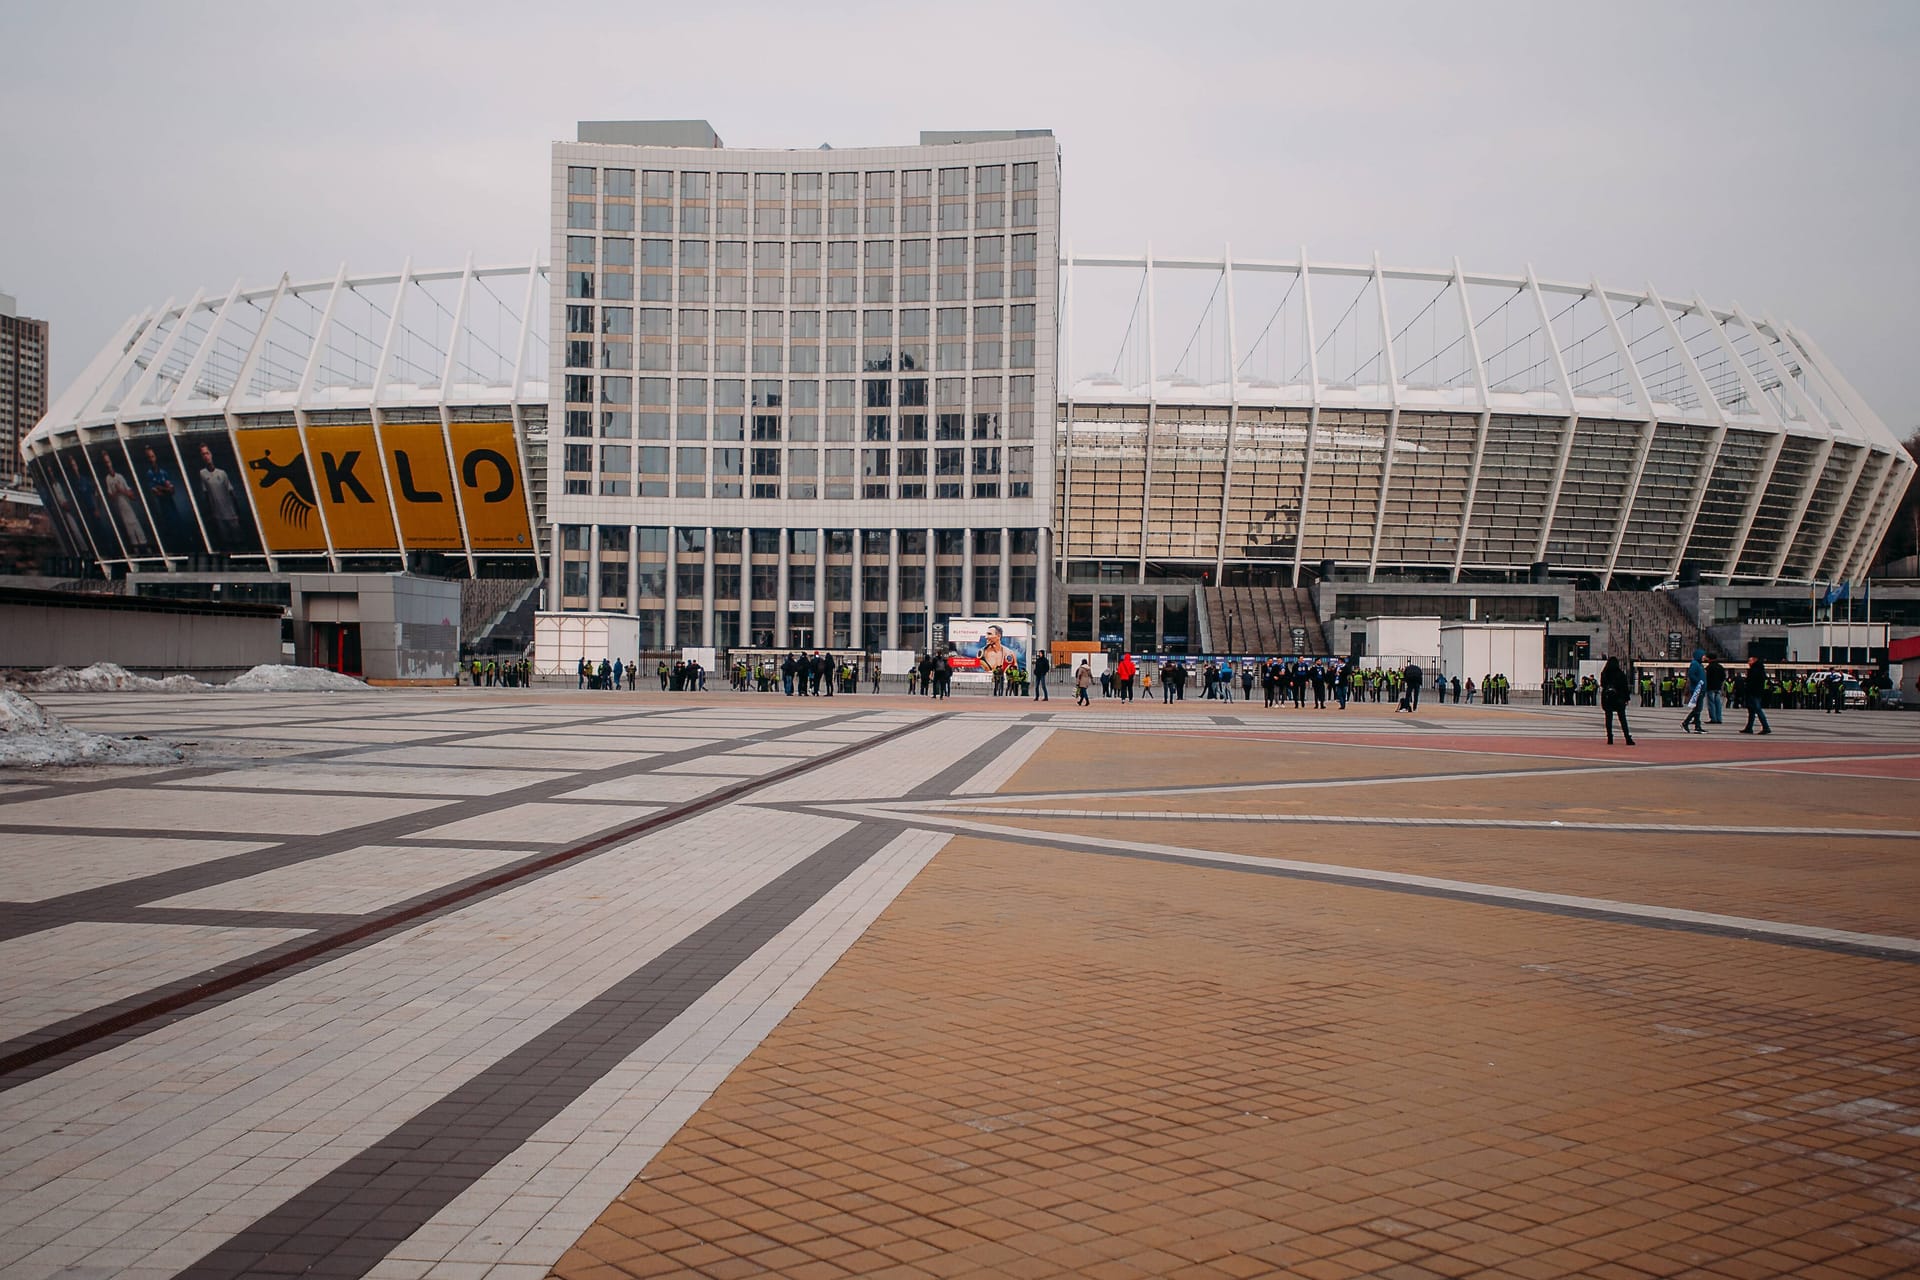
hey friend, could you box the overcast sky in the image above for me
[3,0,1916,429]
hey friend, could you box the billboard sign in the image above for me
[946,616,1032,682]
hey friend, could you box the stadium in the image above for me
[15,122,1914,677]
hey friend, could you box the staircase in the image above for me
[463,577,541,652]
[1574,590,1719,661]
[1199,586,1328,655]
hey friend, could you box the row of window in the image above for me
[559,527,1041,556]
[561,562,1040,609]
[564,268,1038,304]
[564,235,1041,269]
[563,412,1036,442]
[568,163,1042,200]
[564,303,1038,337]
[561,375,1036,409]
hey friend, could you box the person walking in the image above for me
[1400,661,1424,712]
[1032,651,1050,701]
[1600,655,1636,746]
[1116,653,1137,702]
[1075,659,1093,706]
[1740,655,1773,735]
[1680,649,1707,734]
[1704,656,1726,725]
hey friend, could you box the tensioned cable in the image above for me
[1234,271,1300,374]
[1170,270,1225,378]
[1109,268,1149,384]
[1284,275,1370,385]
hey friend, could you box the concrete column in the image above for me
[850,530,864,650]
[1036,526,1052,643]
[924,525,936,646]
[998,525,1011,617]
[662,528,677,645]
[813,527,826,648]
[701,526,715,648]
[961,530,974,615]
[627,524,640,617]
[587,525,601,613]
[775,530,789,647]
[885,527,900,650]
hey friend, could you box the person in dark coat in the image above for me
[1600,656,1636,746]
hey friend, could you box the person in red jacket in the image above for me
[1116,653,1137,702]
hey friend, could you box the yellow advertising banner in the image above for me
[451,422,534,552]
[233,427,328,554]
[380,421,462,550]
[305,423,398,552]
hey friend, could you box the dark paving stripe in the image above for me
[905,723,1035,800]
[0,824,270,842]
[1210,714,1242,725]
[175,819,906,1280]
[870,812,1920,966]
[0,713,943,1091]
[96,906,361,931]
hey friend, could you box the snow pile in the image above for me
[0,689,184,768]
[24,663,210,693]
[223,664,371,692]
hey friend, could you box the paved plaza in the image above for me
[0,688,1917,1279]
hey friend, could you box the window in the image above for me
[604,203,633,231]
[642,170,672,198]
[566,304,594,333]
[569,166,597,196]
[602,238,634,266]
[602,273,633,300]
[718,172,748,200]
[754,172,786,200]
[829,172,857,200]
[567,236,595,265]
[605,168,634,197]
[566,271,594,299]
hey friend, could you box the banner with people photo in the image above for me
[946,617,1033,683]
[175,428,264,555]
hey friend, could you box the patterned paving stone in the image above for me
[0,688,1915,1280]
[0,834,271,901]
[0,787,452,836]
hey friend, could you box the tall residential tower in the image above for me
[1,292,50,489]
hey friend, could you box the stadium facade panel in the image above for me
[19,263,550,579]
[1056,253,1911,592]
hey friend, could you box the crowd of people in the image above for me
[466,657,532,687]
[1047,656,1520,711]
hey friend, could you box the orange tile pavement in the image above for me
[549,717,1920,1280]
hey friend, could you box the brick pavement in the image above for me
[0,687,1913,1278]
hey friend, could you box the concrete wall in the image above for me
[289,574,461,684]
[0,587,280,677]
